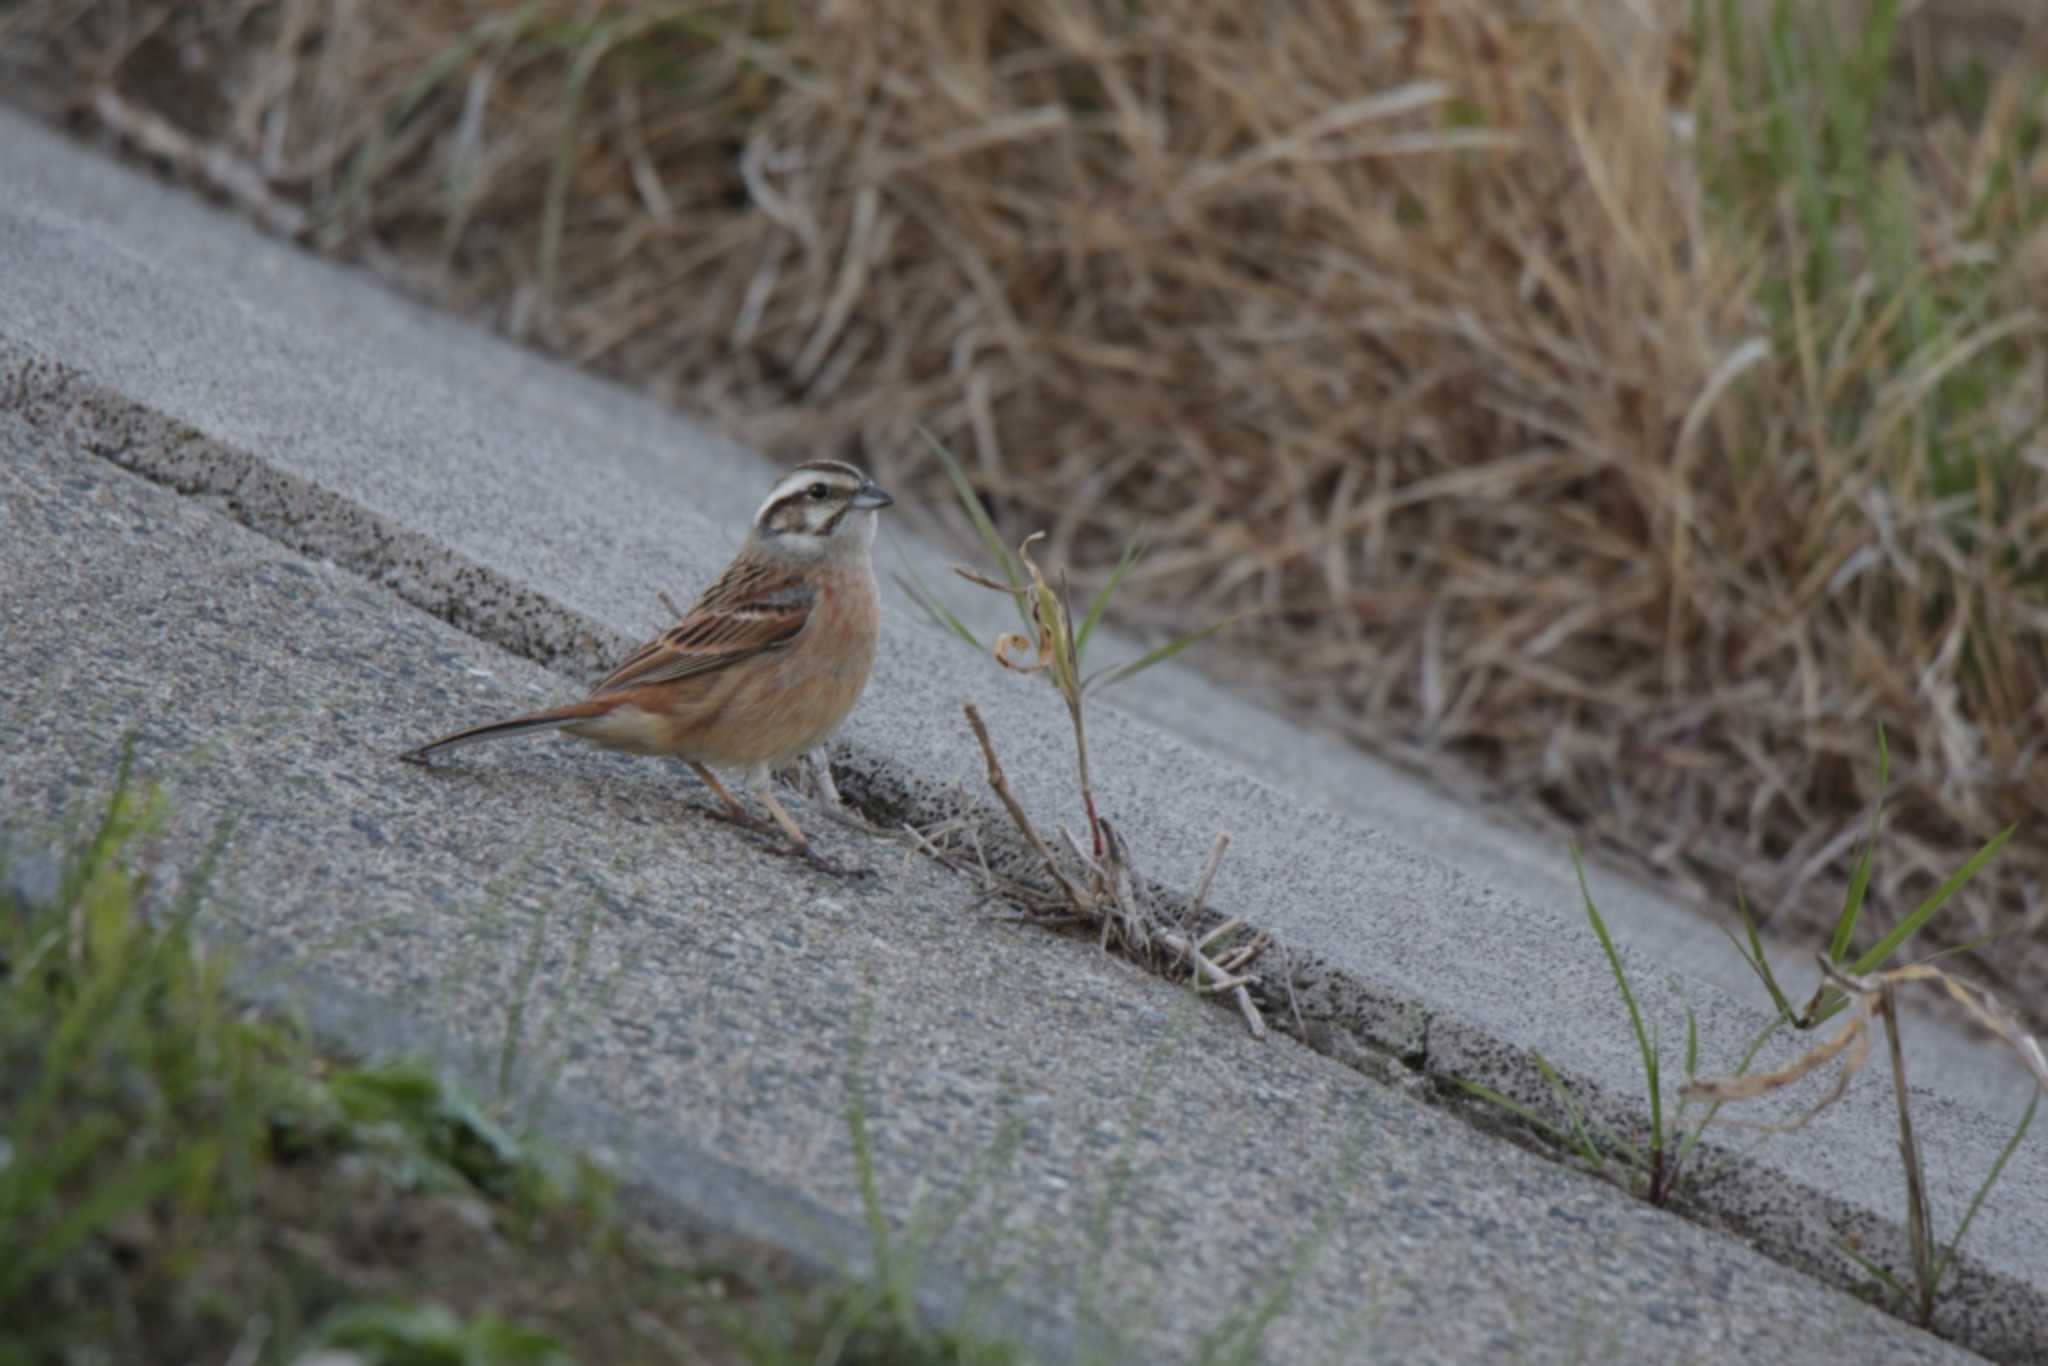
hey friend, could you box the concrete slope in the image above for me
[1,107,2040,1361]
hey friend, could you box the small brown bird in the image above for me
[402,459,893,876]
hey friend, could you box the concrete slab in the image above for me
[2,105,2024,1122]
[5,411,1990,1362]
[0,106,2041,1360]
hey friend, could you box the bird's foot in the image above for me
[692,800,782,841]
[792,844,876,880]
[691,801,873,879]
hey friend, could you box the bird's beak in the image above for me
[851,479,894,510]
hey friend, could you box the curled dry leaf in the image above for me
[993,631,1046,673]
[1682,958,2047,1132]
[956,532,1073,680]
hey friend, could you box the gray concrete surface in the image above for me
[1,105,2042,1360]
[5,411,1984,1363]
[1,387,1987,1364]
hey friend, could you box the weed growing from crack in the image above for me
[1685,958,2044,1327]
[1454,725,2038,1335]
[899,429,1261,1034]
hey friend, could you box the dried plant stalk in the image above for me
[1684,959,2047,1116]
[961,703,1264,1036]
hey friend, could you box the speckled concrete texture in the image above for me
[1,104,2041,1361]
[1,407,1985,1365]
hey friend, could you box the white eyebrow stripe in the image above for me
[752,469,861,525]
[754,474,812,524]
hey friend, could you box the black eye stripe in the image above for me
[760,486,848,531]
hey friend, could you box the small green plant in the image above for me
[1722,726,2014,1033]
[1449,849,1766,1208]
[0,749,251,1318]
[0,752,608,1361]
[1685,958,2044,1327]
[897,429,1267,1036]
[898,426,1234,856]
[304,1301,572,1366]
[0,752,1048,1365]
[816,1023,1028,1365]
[1453,728,2020,1224]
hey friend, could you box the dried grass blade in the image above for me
[540,18,624,320]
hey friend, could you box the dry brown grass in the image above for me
[8,0,2046,1019]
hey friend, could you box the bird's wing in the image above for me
[588,559,815,695]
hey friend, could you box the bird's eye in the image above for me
[807,483,829,500]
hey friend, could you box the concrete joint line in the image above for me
[4,340,2041,1361]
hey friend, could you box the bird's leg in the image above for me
[689,761,783,841]
[754,781,873,879]
[689,762,871,879]
[797,747,873,832]
[753,783,811,849]
[805,747,844,806]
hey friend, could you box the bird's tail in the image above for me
[400,699,610,766]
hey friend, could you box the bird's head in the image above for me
[749,459,894,560]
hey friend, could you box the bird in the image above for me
[401,458,894,877]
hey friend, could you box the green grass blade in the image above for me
[891,569,983,652]
[328,15,518,234]
[16,935,156,1172]
[1908,930,2004,970]
[1851,0,1901,102]
[1714,0,1745,89]
[1722,884,1797,1023]
[1191,1122,1368,1366]
[1830,725,1890,964]
[1811,1,1872,218]
[0,1145,209,1299]
[1445,1077,1582,1156]
[58,735,143,910]
[840,1005,924,1340]
[1529,1051,1618,1174]
[1848,824,2015,976]
[1083,615,1237,694]
[1672,1019,1785,1184]
[1763,5,1840,300]
[1073,535,1147,667]
[916,425,1024,609]
[439,3,548,257]
[164,815,234,934]
[1841,1242,1912,1312]
[1927,1088,2040,1299]
[1572,847,1662,1153]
